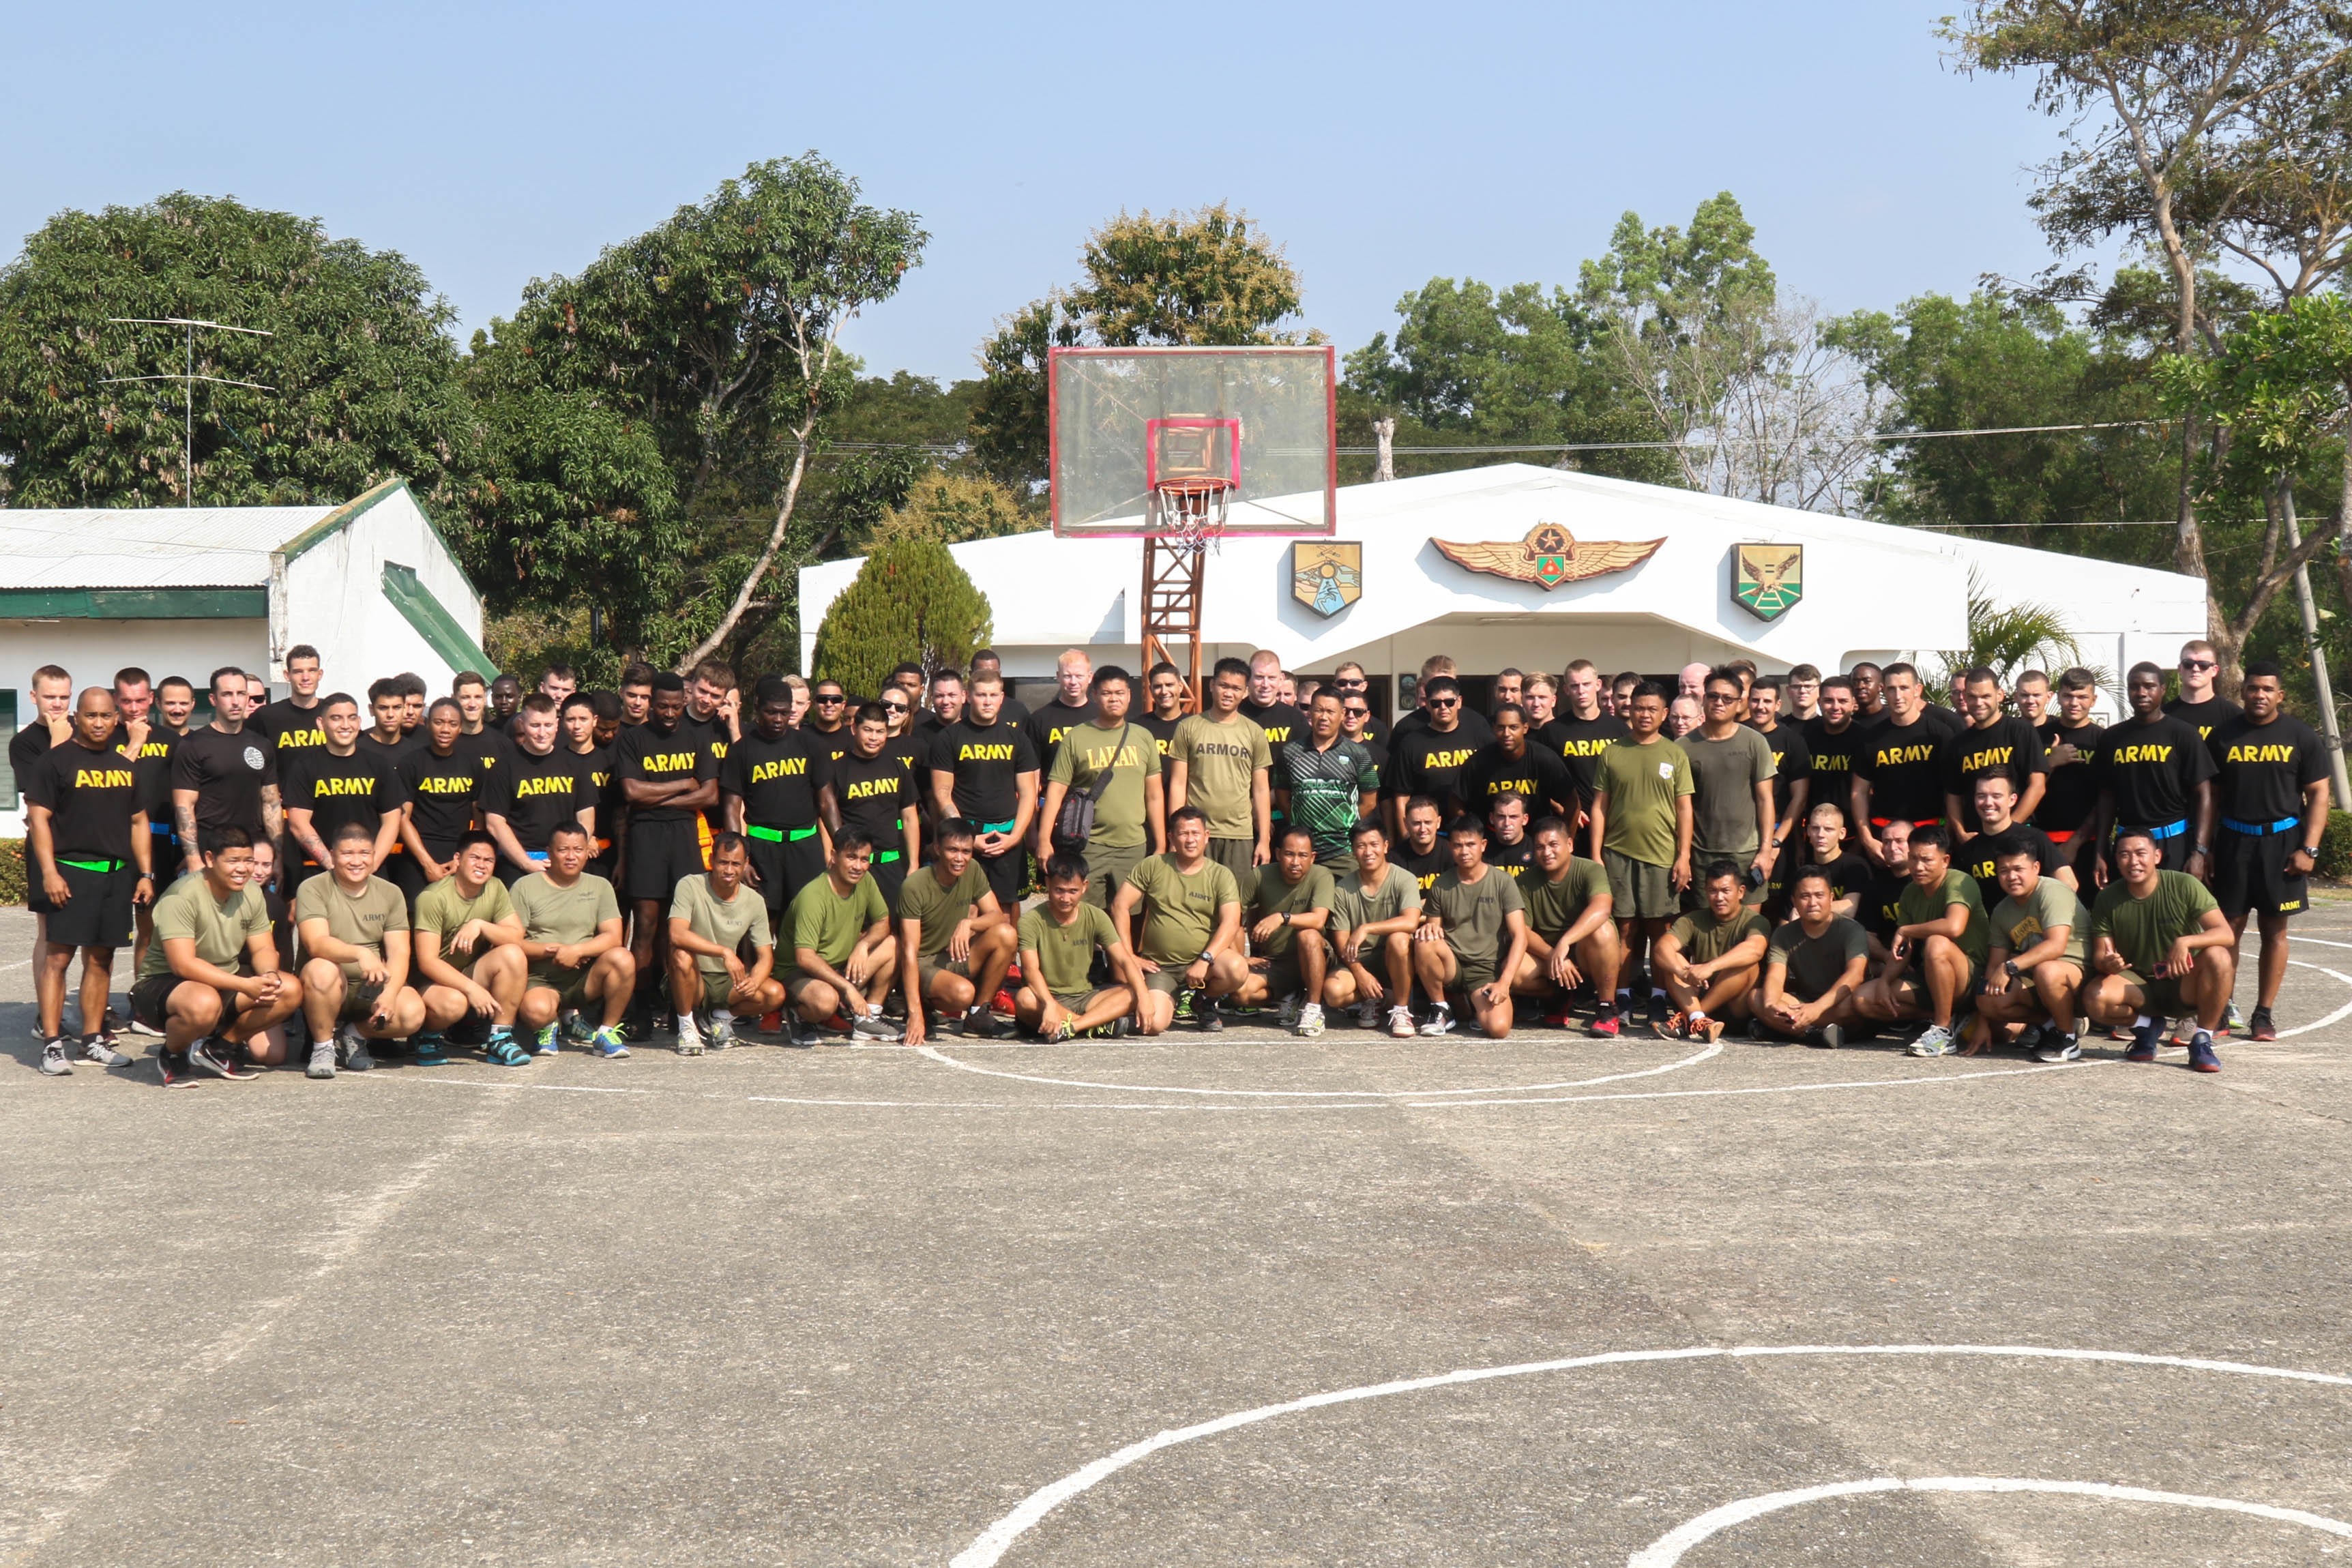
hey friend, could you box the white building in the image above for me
[799,462,2207,718]
[0,477,492,830]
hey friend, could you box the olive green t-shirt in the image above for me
[1521,857,1611,941]
[411,875,516,977]
[670,875,774,977]
[1018,902,1123,1001]
[785,872,890,976]
[293,873,409,984]
[1248,863,1334,960]
[138,874,270,981]
[1169,712,1270,841]
[1124,853,1240,966]
[1334,863,1422,931]
[1990,878,2087,966]
[1667,906,1771,966]
[1682,725,1777,859]
[1047,722,1162,850]
[1766,915,1869,999]
[510,871,621,948]
[1896,868,1990,964]
[1595,738,1693,868]
[2087,870,2218,974]
[1424,868,1525,966]
[895,861,990,962]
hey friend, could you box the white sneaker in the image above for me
[707,1016,736,1050]
[1355,999,1381,1031]
[1419,1005,1456,1037]
[676,1017,705,1056]
[1296,1002,1325,1039]
[307,1041,337,1080]
[1907,1023,1955,1057]
[1388,1005,1416,1039]
[1276,992,1302,1029]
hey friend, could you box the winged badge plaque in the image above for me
[1733,542,1804,621]
[1432,522,1664,591]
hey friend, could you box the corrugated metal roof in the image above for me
[0,505,336,589]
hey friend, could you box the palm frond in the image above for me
[1935,569,2083,691]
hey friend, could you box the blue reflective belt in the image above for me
[2144,818,2189,841]
[2222,815,2302,835]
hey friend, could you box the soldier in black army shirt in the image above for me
[396,699,488,902]
[2093,662,2217,881]
[2207,660,2332,1039]
[819,702,921,906]
[924,672,1040,913]
[723,678,831,917]
[279,694,405,898]
[1939,667,2046,836]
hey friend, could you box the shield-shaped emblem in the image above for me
[1734,543,1804,621]
[1291,542,1362,617]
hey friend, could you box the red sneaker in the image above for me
[993,987,1018,1017]
[1588,1013,1621,1039]
[759,1009,784,1035]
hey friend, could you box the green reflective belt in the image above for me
[873,849,902,864]
[980,818,1016,835]
[745,823,820,844]
[58,858,123,873]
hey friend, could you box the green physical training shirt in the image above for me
[1521,857,1610,942]
[1595,738,1692,868]
[671,875,774,977]
[1248,864,1335,960]
[1766,916,1869,1000]
[1896,868,1990,964]
[1334,863,1421,931]
[138,874,270,981]
[1990,878,2085,966]
[895,861,989,962]
[1047,723,1160,850]
[1169,713,1269,841]
[785,873,890,976]
[511,871,621,948]
[1667,906,1770,966]
[411,876,515,976]
[2087,870,2218,974]
[1424,868,1524,967]
[1018,902,1122,1000]
[293,874,409,984]
[1124,854,1240,967]
[1682,725,1777,860]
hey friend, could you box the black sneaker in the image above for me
[1645,993,1671,1031]
[2033,1033,2083,1063]
[1199,998,1224,1032]
[188,1037,254,1080]
[1808,1024,1843,1049]
[158,1048,194,1087]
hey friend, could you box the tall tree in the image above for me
[473,155,927,670]
[967,205,1309,490]
[0,192,474,509]
[1946,0,2352,666]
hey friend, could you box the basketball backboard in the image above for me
[1049,345,1337,537]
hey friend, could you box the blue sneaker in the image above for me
[560,1009,596,1044]
[485,1037,532,1067]
[2188,1033,2221,1073]
[2126,1021,2161,1063]
[590,1026,630,1059]
[410,1032,450,1067]
[531,1022,558,1056]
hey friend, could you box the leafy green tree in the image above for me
[473,155,928,669]
[0,192,474,509]
[968,205,1308,490]
[868,469,1040,547]
[811,535,993,695]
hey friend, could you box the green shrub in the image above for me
[2319,812,2352,881]
[0,840,24,906]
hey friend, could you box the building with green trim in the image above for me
[0,477,493,821]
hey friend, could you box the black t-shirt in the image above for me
[171,725,278,838]
[454,727,510,781]
[1754,722,1814,825]
[1237,700,1308,771]
[1538,714,1630,807]
[1486,835,1533,878]
[1138,713,1182,763]
[1783,848,1875,908]
[997,694,1032,728]
[802,722,854,773]
[2033,719,2105,836]
[1024,699,1096,768]
[248,698,327,764]
[1855,712,1956,825]
[2166,696,2235,746]
[821,745,914,849]
[24,738,139,861]
[613,720,717,825]
[925,717,1039,827]
[1387,726,1486,812]
[1941,716,2047,805]
[1956,823,2067,914]
[360,730,419,765]
[486,745,596,852]
[1394,706,1495,748]
[399,743,485,852]
[1458,743,1576,821]
[2208,712,2328,825]
[1863,864,1910,938]
[679,710,734,772]
[134,726,183,823]
[1396,842,1451,894]
[2096,713,2216,830]
[572,745,617,844]
[9,721,55,790]
[1802,718,1868,819]
[722,730,825,829]
[282,748,405,857]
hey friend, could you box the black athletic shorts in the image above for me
[867,850,908,911]
[746,828,826,916]
[130,971,241,1033]
[975,846,1023,915]
[2214,827,2309,919]
[383,849,434,907]
[624,817,707,902]
[32,861,136,948]
[496,853,551,889]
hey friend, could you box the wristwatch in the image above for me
[2193,843,2211,857]
[2003,960,2021,981]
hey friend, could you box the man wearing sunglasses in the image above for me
[804,681,853,769]
[1385,677,1482,837]
[2166,640,2233,743]
[1328,663,1390,747]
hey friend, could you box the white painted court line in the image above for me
[1404,1057,2102,1108]
[1626,1475,2352,1566]
[914,1040,1724,1099]
[947,1343,2352,1568]
[2277,960,2352,1037]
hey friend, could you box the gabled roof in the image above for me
[0,477,417,589]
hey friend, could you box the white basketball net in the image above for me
[1152,479,1231,554]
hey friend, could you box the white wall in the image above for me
[278,487,490,692]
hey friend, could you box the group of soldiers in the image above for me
[14,634,2327,1079]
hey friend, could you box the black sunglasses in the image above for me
[814,693,845,703]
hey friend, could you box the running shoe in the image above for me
[1173,988,1198,1023]
[1296,1002,1325,1039]
[850,1009,902,1041]
[158,1048,194,1086]
[1692,1012,1725,1044]
[1419,1004,1456,1037]
[1084,1018,1133,1039]
[2250,1006,2278,1042]
[126,1014,164,1039]
[2222,999,2246,1035]
[965,1006,1013,1039]
[1588,1011,1621,1039]
[78,1034,131,1068]
[1199,998,1224,1032]
[2188,1033,2222,1073]
[410,1032,451,1067]
[708,1016,737,1050]
[2032,1033,2083,1063]
[1049,1017,1076,1041]
[1653,1010,1690,1042]
[307,1042,337,1079]
[758,1008,787,1036]
[338,1025,374,1073]
[1645,993,1671,1031]
[1907,1024,1955,1057]
[190,1036,253,1080]
[2125,1021,2162,1062]
[1355,999,1383,1031]
[1809,1024,1844,1050]
[38,1039,72,1076]
[1387,1005,1416,1039]
[589,1026,630,1059]
[560,1010,596,1044]
[676,1031,705,1058]
[485,1037,533,1067]
[531,1022,558,1055]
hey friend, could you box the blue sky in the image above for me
[4,1,2063,383]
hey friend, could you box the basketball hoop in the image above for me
[1151,475,1231,553]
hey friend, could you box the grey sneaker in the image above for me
[1355,999,1381,1031]
[1907,1023,1956,1057]
[850,1009,902,1041]
[307,1041,337,1079]
[78,1035,131,1068]
[1276,992,1302,1029]
[339,1026,375,1072]
[125,1014,164,1038]
[2222,999,2246,1035]
[38,1039,72,1076]
[707,1016,737,1051]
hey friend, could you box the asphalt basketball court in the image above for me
[5,889,2352,1567]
